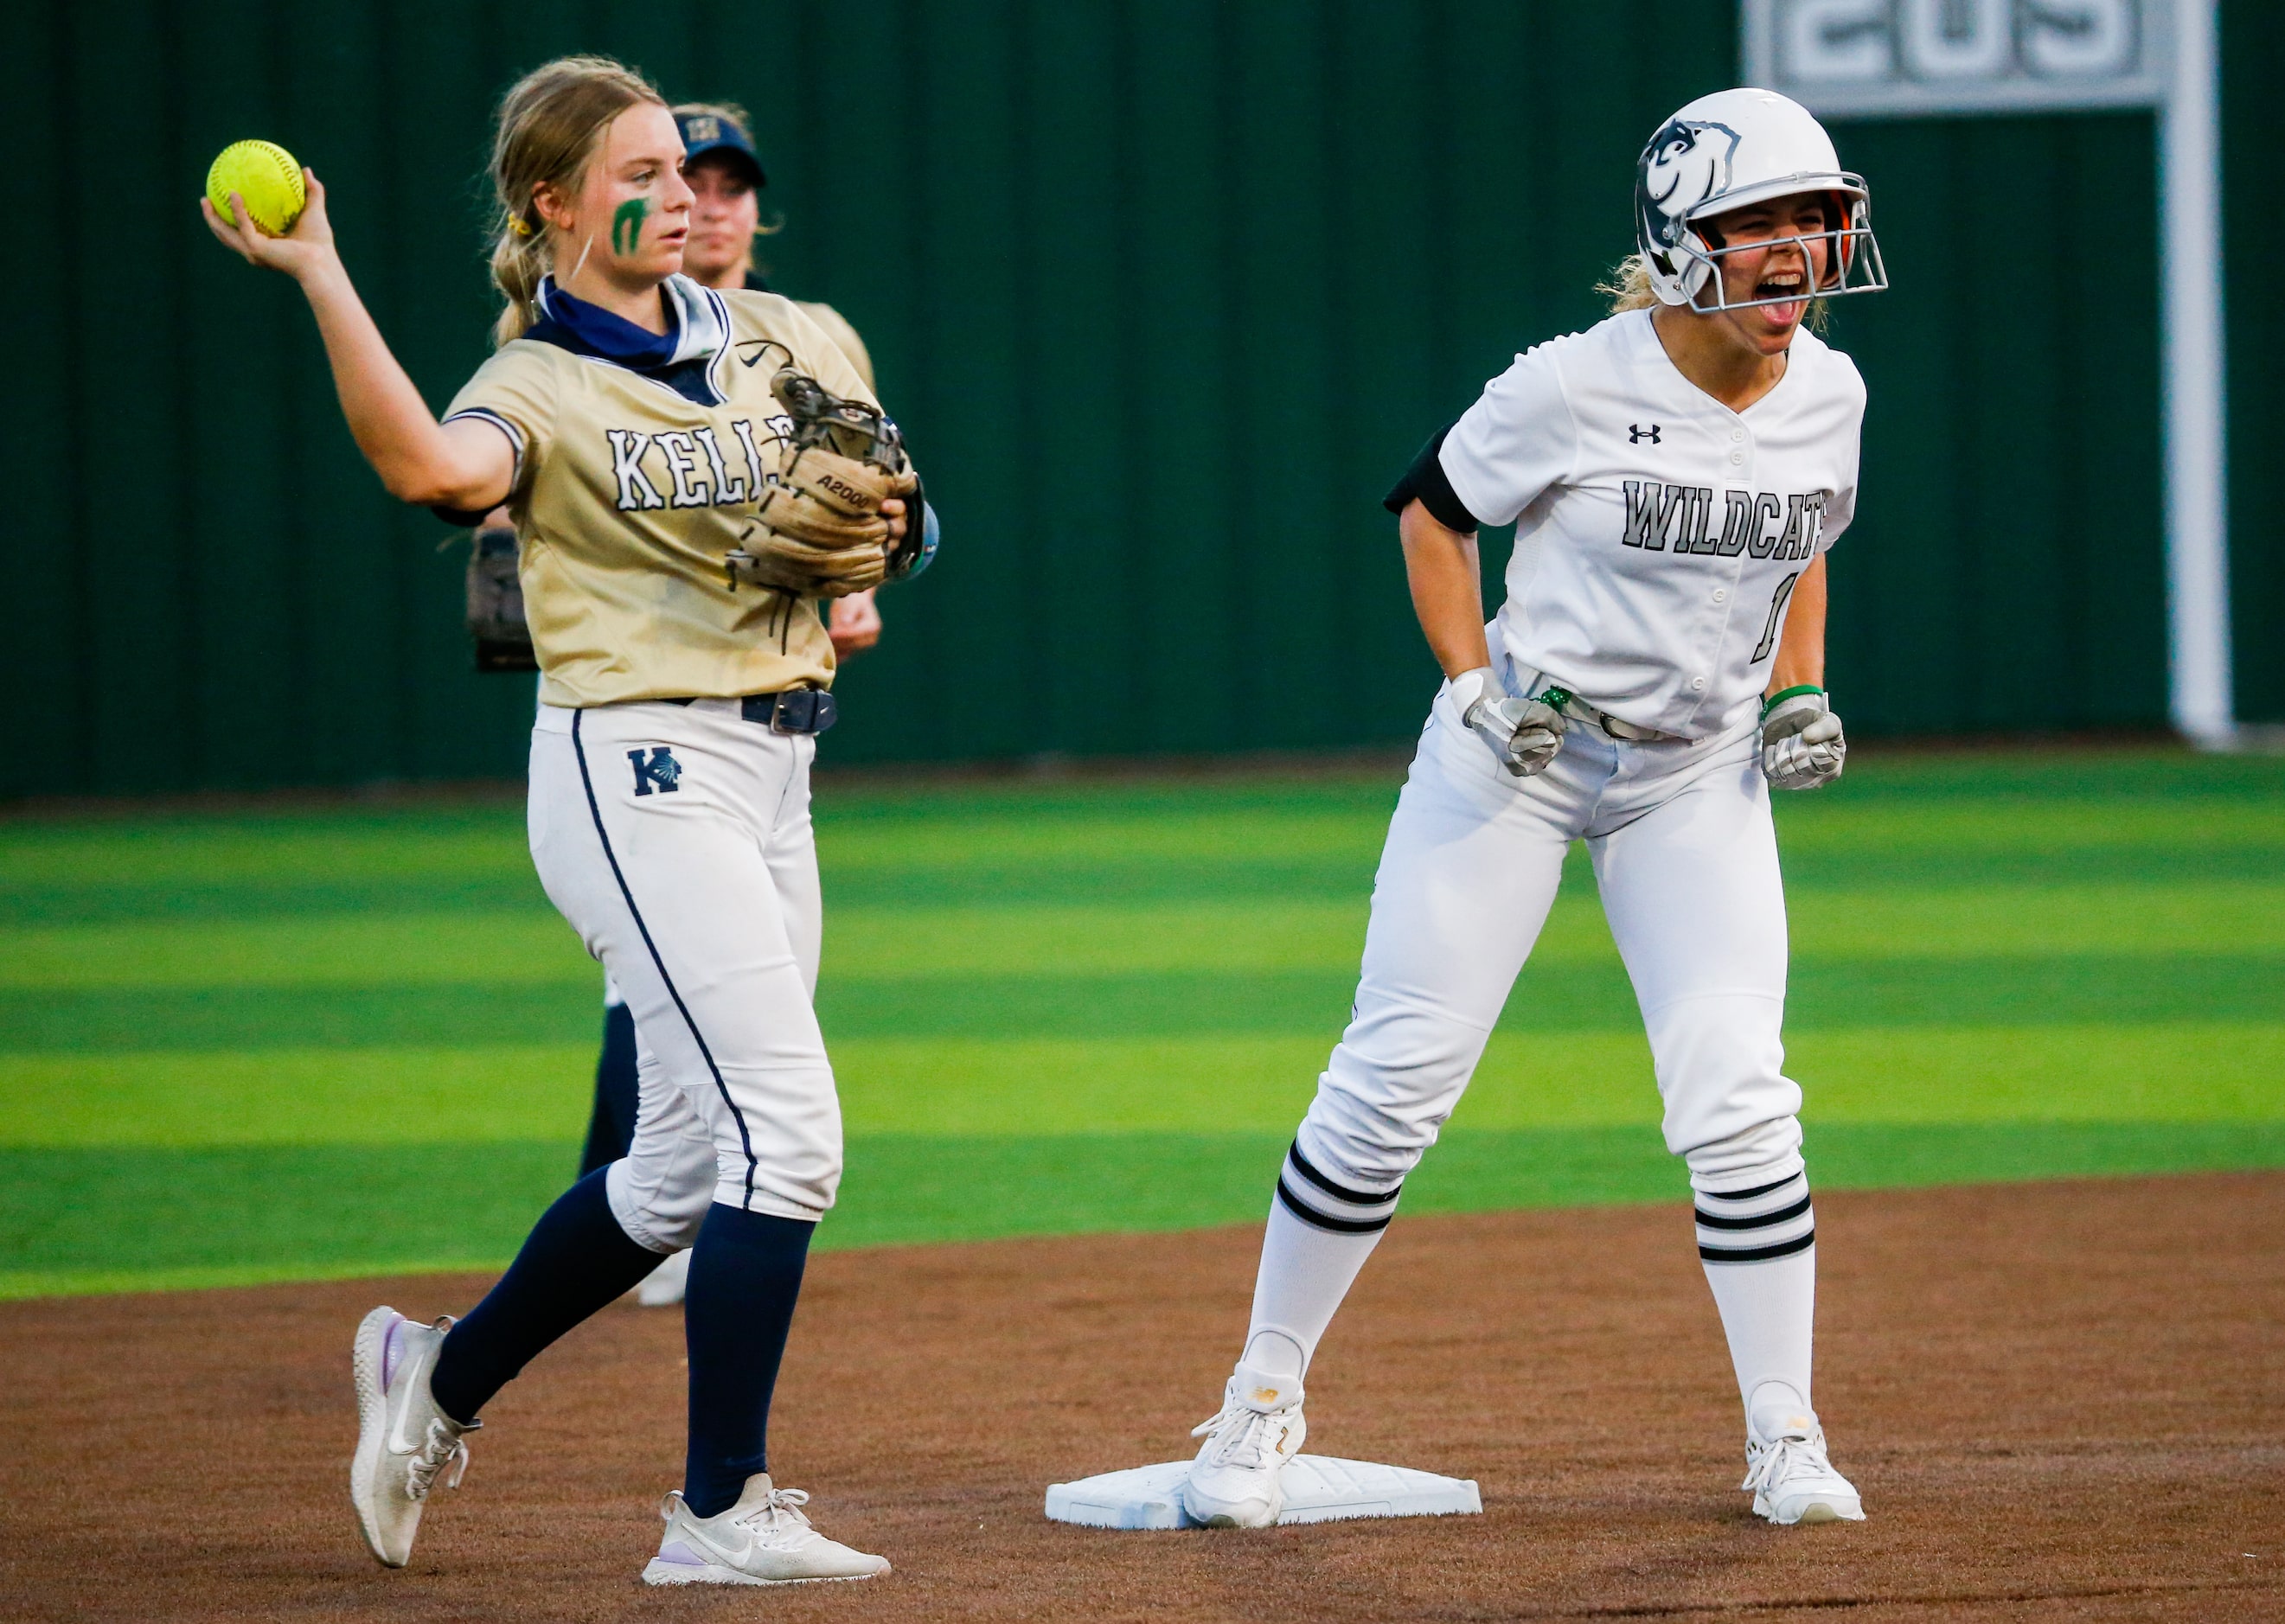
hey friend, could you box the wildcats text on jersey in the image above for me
[1621,480,1827,560]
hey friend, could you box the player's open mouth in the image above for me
[1753,271,1805,323]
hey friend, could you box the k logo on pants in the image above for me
[629,747,683,796]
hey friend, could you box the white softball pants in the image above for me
[1293,676,1804,1200]
[528,699,837,1245]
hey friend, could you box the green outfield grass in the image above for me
[2,748,2280,1298]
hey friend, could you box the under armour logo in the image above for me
[628,747,682,796]
[1629,424,1662,444]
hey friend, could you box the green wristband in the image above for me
[1761,684,1825,719]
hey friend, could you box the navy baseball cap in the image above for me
[675,107,766,189]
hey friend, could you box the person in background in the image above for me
[589,101,893,1308]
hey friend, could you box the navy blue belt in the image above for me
[665,689,838,735]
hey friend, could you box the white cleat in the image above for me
[641,1473,890,1586]
[1181,1362,1307,1528]
[349,1306,477,1567]
[635,1247,691,1307]
[1742,1406,1864,1525]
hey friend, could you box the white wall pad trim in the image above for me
[1044,1455,1482,1531]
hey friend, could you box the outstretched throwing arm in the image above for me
[202,174,514,513]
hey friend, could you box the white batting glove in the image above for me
[1451,667,1566,777]
[1761,686,1846,790]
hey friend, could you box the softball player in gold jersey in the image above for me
[204,54,918,1585]
[588,101,889,1314]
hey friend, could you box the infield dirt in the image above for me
[5,1172,2278,1622]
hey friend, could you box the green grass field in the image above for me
[2,748,2280,1298]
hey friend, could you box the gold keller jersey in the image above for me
[443,287,879,708]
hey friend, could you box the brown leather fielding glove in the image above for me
[725,374,921,598]
[728,451,915,598]
[765,446,913,547]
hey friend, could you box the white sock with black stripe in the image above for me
[1695,1169,1817,1426]
[1239,1140,1403,1380]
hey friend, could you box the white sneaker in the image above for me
[1742,1406,1864,1525]
[641,1473,890,1585]
[635,1248,691,1307]
[350,1307,477,1567]
[1181,1362,1307,1528]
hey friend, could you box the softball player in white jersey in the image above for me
[205,54,924,1585]
[1183,88,1883,1530]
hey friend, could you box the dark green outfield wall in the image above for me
[2222,0,2285,726]
[1821,110,2167,736]
[3,3,2272,795]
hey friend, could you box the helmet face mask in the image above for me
[1681,194,1887,315]
[1634,90,1889,315]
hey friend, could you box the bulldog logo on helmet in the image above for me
[1636,119,1741,254]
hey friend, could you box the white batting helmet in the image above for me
[1633,87,1886,311]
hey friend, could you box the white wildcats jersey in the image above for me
[1439,310,1865,739]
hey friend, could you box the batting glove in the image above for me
[1451,666,1566,777]
[1761,685,1846,791]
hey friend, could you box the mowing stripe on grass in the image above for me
[6,1023,2279,1149]
[15,839,2277,922]
[9,952,2282,1052]
[7,886,2284,990]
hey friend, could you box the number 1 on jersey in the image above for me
[1751,571,1802,664]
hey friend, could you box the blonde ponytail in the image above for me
[485,54,664,345]
[1597,253,1661,313]
[489,229,547,344]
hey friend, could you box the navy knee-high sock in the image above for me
[682,1204,815,1518]
[428,1167,662,1426]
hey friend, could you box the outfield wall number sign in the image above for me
[1743,0,2171,117]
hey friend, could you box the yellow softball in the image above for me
[206,140,306,235]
